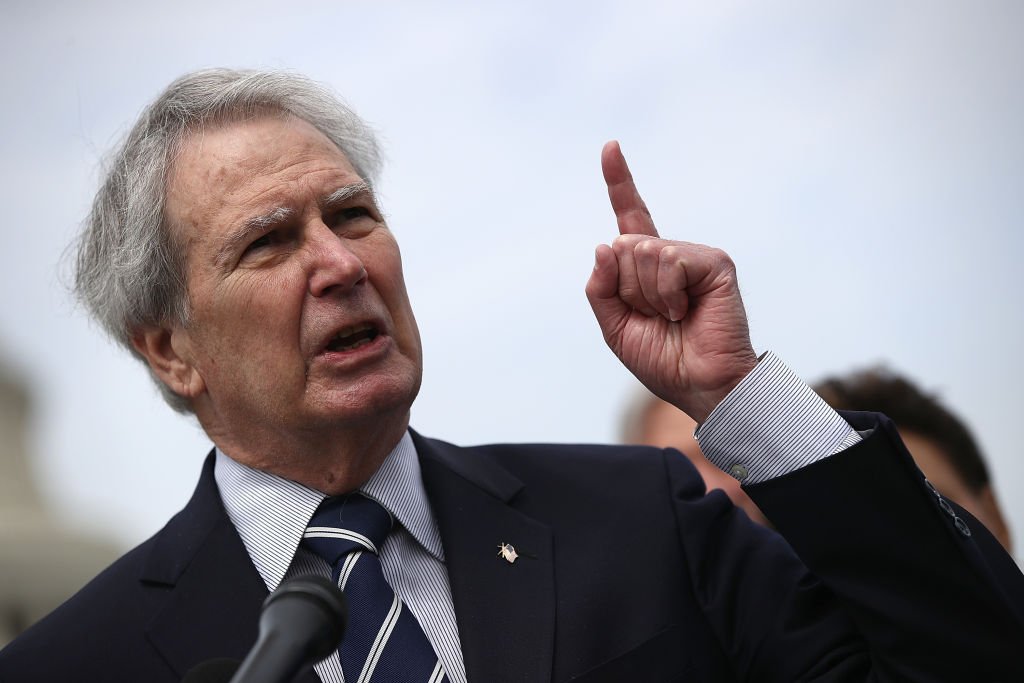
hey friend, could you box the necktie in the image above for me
[302,494,448,683]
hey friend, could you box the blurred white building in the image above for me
[0,360,121,646]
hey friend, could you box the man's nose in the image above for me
[307,226,367,297]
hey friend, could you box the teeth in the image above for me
[338,323,373,337]
[327,323,378,352]
[338,337,373,351]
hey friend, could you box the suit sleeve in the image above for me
[668,411,1024,682]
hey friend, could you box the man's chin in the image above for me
[313,373,420,425]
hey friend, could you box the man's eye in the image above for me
[338,206,371,221]
[245,233,273,254]
[326,206,376,234]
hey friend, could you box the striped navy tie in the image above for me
[302,494,448,683]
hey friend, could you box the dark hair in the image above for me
[814,368,990,492]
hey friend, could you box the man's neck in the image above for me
[200,410,410,495]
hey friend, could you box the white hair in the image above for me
[73,69,382,412]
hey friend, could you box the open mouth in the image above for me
[325,323,380,353]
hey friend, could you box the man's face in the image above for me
[163,115,422,445]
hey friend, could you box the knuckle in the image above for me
[612,234,639,252]
[658,243,682,260]
[634,237,661,258]
[710,247,735,270]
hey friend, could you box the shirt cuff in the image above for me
[695,351,862,485]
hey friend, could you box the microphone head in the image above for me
[261,574,347,661]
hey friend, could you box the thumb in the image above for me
[585,244,629,346]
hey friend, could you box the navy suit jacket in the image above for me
[2,412,1023,682]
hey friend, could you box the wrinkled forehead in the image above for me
[168,110,344,185]
[164,114,359,244]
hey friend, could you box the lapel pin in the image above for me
[497,542,519,564]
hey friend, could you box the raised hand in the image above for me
[585,141,759,423]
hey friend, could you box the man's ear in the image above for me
[130,325,206,400]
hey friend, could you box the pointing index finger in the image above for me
[602,140,659,238]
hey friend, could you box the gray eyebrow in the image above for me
[212,182,375,269]
[322,182,375,209]
[215,206,295,269]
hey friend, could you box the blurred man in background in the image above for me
[815,367,1012,553]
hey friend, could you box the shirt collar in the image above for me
[214,430,444,592]
[360,431,445,562]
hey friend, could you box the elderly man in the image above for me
[1,69,1022,682]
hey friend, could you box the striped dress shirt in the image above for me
[215,432,467,683]
[215,352,859,682]
[696,351,863,483]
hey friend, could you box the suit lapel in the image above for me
[414,432,555,683]
[142,439,554,683]
[140,452,320,683]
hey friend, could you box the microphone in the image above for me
[228,575,347,683]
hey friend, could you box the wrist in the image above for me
[686,351,760,424]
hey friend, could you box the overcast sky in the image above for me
[2,1,1022,554]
